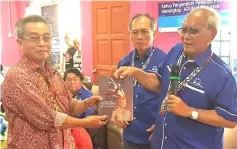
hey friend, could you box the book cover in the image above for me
[98,76,133,122]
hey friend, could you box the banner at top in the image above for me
[158,0,231,32]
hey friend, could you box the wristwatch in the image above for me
[191,108,199,120]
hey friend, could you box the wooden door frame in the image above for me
[91,1,130,83]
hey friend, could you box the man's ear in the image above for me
[16,39,23,49]
[209,29,217,42]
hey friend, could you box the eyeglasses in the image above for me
[178,27,209,36]
[23,36,52,44]
[65,77,81,83]
[130,29,152,37]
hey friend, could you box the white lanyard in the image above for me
[131,47,155,86]
[160,51,213,115]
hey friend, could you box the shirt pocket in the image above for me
[185,83,205,94]
[180,82,208,109]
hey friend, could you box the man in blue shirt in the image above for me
[114,13,166,149]
[115,8,237,149]
[64,68,94,118]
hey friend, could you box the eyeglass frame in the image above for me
[21,35,52,44]
[178,27,209,36]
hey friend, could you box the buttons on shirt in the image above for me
[165,123,167,126]
[142,62,144,65]
[135,95,138,98]
[165,136,167,139]
[134,107,137,109]
[138,84,140,87]
[134,117,136,120]
[183,67,186,69]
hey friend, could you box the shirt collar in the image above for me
[181,44,212,67]
[134,46,153,60]
[22,56,56,75]
[77,87,84,95]
[193,45,212,67]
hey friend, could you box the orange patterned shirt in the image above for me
[2,57,72,149]
[111,107,132,121]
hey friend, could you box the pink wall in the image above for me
[80,1,93,77]
[0,1,29,66]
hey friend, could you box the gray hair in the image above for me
[187,7,220,31]
[128,13,157,32]
[15,15,50,38]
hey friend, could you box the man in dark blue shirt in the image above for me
[115,8,237,149]
[64,68,94,118]
[114,13,166,149]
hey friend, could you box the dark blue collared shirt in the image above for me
[74,87,94,118]
[118,46,167,144]
[151,43,237,149]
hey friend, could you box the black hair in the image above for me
[63,68,84,81]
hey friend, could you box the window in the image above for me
[212,29,237,85]
[212,30,231,66]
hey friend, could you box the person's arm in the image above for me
[2,72,65,131]
[69,95,101,116]
[69,99,90,116]
[199,76,237,128]
[60,114,107,129]
[195,109,236,128]
[209,77,237,128]
[65,33,74,48]
[167,95,236,128]
[167,77,237,128]
[62,83,89,116]
[55,99,107,129]
[70,90,95,117]
[114,67,161,92]
[133,68,161,92]
[74,108,94,118]
[2,72,106,131]
[147,124,155,141]
[80,91,95,117]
